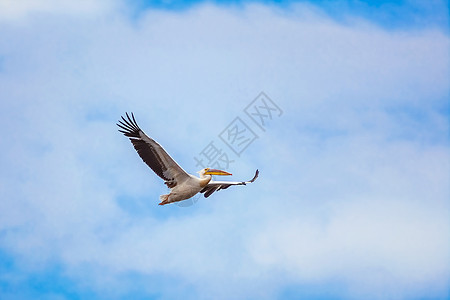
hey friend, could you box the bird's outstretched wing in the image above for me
[200,169,259,198]
[117,112,190,187]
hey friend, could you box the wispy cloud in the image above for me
[0,0,120,21]
[0,1,448,299]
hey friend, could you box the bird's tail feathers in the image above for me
[159,194,170,205]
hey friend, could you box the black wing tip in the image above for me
[123,112,135,120]
[117,112,142,137]
[118,112,136,123]
[249,169,259,182]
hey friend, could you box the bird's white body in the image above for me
[117,113,258,205]
[160,173,211,204]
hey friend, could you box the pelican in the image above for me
[117,113,259,205]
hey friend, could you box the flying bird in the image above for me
[117,113,259,205]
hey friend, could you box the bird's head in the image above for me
[198,168,232,177]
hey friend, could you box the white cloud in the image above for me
[0,0,120,21]
[0,1,448,299]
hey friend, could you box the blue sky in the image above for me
[0,0,449,299]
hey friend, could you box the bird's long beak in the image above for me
[204,169,232,176]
